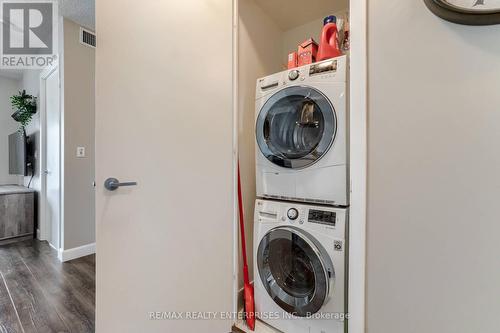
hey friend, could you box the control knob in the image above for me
[287,208,299,220]
[288,70,300,81]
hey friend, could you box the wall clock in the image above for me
[424,0,500,25]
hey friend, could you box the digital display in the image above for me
[309,60,337,76]
[308,209,336,226]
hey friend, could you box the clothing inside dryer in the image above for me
[263,94,325,160]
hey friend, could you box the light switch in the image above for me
[76,147,86,158]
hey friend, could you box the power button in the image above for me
[288,70,300,81]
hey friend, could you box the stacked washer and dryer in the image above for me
[253,55,349,333]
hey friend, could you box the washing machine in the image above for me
[255,55,348,206]
[254,199,347,333]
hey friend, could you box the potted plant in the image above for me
[11,90,37,131]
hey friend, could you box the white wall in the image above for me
[238,0,283,292]
[367,1,500,332]
[19,18,95,252]
[62,18,95,250]
[0,76,22,185]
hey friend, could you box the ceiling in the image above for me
[58,0,344,33]
[0,69,23,80]
[252,0,349,30]
[59,0,95,30]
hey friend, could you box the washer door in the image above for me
[257,226,334,317]
[256,86,336,169]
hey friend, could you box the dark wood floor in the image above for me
[0,240,95,333]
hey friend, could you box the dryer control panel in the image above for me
[309,59,338,76]
[255,55,347,100]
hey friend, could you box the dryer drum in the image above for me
[257,226,335,317]
[256,86,336,169]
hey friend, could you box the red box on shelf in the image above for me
[287,52,298,69]
[297,38,318,66]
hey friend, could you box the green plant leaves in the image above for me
[10,90,37,131]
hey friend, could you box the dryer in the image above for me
[255,56,348,206]
[254,199,348,333]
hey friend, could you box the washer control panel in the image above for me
[287,208,299,220]
[255,199,346,238]
[308,209,336,226]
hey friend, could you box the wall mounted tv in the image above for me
[8,131,29,176]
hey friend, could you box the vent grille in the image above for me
[79,27,96,48]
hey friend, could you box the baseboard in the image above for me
[36,228,41,240]
[58,243,95,262]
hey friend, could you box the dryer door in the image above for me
[257,226,334,317]
[256,86,336,169]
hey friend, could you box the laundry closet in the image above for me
[236,0,350,332]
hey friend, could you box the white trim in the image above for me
[48,241,58,251]
[58,243,96,262]
[232,0,240,318]
[349,0,368,332]
[39,60,61,243]
[39,68,48,241]
[58,14,66,255]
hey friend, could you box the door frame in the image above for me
[231,0,367,331]
[348,0,368,331]
[232,0,239,316]
[39,60,64,253]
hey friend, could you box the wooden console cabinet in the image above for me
[0,185,35,244]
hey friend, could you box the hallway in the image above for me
[0,240,95,332]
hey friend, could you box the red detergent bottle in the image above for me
[317,15,342,61]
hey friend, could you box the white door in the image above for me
[44,66,61,250]
[95,1,234,332]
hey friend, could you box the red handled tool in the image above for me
[237,163,255,331]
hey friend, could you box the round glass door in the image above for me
[256,86,336,169]
[257,227,334,317]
